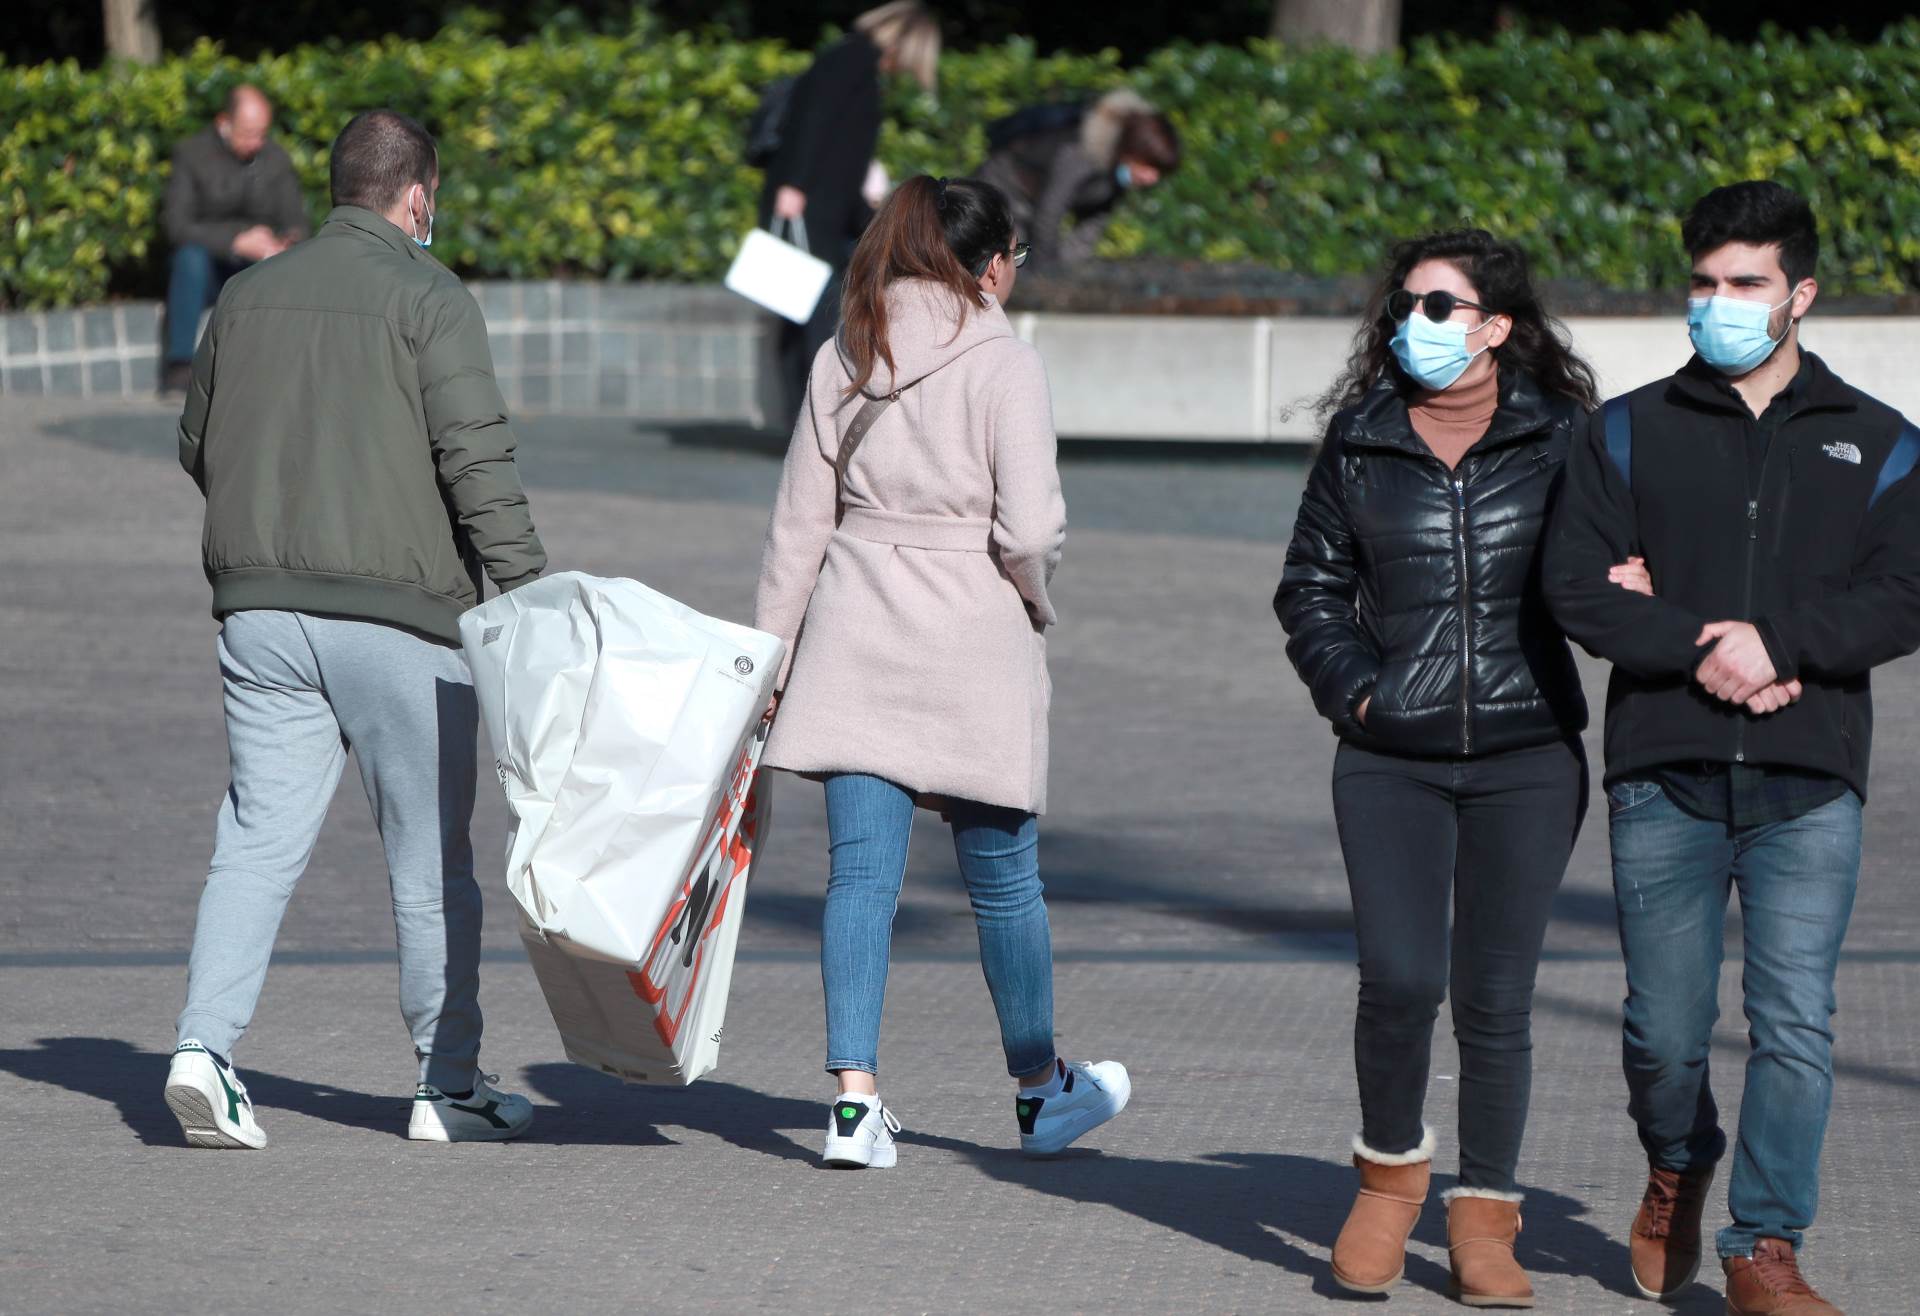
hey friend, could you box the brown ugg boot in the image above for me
[1446,1191,1534,1308]
[1629,1163,1716,1300]
[1330,1128,1434,1294]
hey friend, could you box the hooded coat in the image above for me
[754,280,1066,813]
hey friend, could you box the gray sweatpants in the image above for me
[176,610,485,1089]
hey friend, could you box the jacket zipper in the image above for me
[1455,474,1473,754]
[1735,412,1793,764]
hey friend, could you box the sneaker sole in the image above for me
[1630,1252,1701,1301]
[821,1135,896,1169]
[165,1082,264,1150]
[406,1116,531,1143]
[1020,1075,1131,1157]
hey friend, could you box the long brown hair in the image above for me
[839,174,1013,398]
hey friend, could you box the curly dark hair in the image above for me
[1318,228,1600,419]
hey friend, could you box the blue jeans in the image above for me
[820,773,1056,1078]
[165,244,246,365]
[1609,782,1861,1257]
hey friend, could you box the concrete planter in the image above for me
[6,281,1917,441]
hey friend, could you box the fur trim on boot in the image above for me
[1443,1186,1526,1204]
[1352,1125,1437,1166]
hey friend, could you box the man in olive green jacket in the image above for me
[165,109,543,1151]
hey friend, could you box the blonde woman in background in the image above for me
[758,1,942,424]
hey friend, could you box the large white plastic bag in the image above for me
[514,725,771,1084]
[460,571,782,962]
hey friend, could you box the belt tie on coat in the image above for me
[836,507,993,553]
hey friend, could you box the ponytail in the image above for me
[840,174,1013,398]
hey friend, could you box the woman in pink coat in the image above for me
[755,175,1131,1169]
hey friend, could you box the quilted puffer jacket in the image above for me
[1275,369,1589,757]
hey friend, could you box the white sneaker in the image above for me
[164,1040,267,1149]
[821,1096,901,1169]
[407,1072,534,1142]
[1017,1059,1131,1156]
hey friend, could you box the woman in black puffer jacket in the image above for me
[1275,229,1616,1307]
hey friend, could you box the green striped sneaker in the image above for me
[164,1040,267,1150]
[408,1072,533,1142]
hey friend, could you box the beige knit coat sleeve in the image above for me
[988,344,1067,627]
[755,360,841,687]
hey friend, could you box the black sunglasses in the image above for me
[973,242,1031,277]
[1387,288,1488,323]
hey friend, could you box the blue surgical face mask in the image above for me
[409,183,435,249]
[1392,309,1491,391]
[1687,287,1800,375]
[1115,163,1133,189]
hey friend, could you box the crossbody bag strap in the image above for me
[835,385,907,525]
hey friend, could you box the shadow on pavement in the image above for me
[0,1038,824,1161]
[521,1063,818,1163]
[899,1127,1711,1308]
[0,1036,401,1145]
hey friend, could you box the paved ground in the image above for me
[3,398,1917,1315]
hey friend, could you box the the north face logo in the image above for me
[1823,441,1862,466]
[481,625,504,645]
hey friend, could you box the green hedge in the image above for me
[5,15,1920,309]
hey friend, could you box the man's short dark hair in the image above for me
[329,110,438,212]
[1682,181,1819,285]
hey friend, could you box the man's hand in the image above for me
[1608,556,1653,596]
[1694,620,1778,705]
[774,186,807,221]
[1744,679,1803,716]
[230,225,278,262]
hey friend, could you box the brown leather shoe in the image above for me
[1629,1163,1716,1299]
[1330,1153,1430,1293]
[1447,1193,1534,1308]
[1723,1238,1843,1315]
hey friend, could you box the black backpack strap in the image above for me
[1602,395,1633,489]
[1870,418,1920,509]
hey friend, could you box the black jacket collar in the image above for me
[1664,350,1857,419]
[1345,366,1573,457]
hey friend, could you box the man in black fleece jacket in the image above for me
[1545,181,1920,1315]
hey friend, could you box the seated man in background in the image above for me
[975,90,1180,271]
[161,85,310,393]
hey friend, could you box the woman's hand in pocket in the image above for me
[1355,696,1370,727]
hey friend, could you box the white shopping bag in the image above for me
[513,727,771,1084]
[724,219,833,324]
[460,572,783,1083]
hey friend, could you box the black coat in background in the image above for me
[1276,368,1590,758]
[758,33,883,421]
